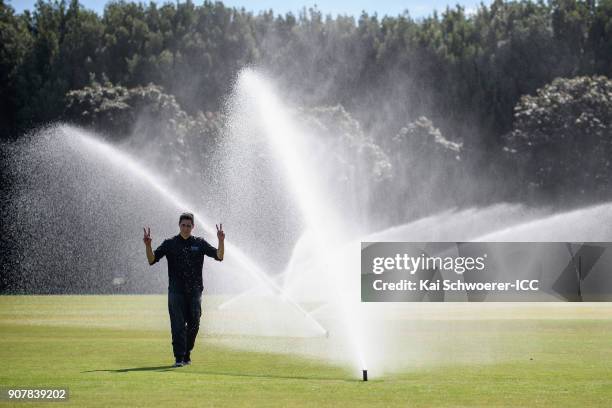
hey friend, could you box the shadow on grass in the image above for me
[179,370,359,382]
[82,367,361,382]
[82,365,175,373]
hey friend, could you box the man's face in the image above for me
[179,219,194,236]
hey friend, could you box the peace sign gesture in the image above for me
[143,226,152,246]
[216,223,225,242]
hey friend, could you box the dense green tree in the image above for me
[590,0,612,75]
[64,77,223,178]
[2,0,611,209]
[297,104,392,224]
[4,0,611,142]
[503,76,612,202]
[388,117,465,219]
[0,0,32,137]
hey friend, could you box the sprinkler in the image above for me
[362,369,368,381]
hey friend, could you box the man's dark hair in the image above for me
[179,212,194,225]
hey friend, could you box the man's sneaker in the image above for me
[173,360,184,368]
[183,353,191,365]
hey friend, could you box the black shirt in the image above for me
[151,234,221,294]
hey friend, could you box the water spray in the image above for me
[73,127,329,336]
[236,69,370,384]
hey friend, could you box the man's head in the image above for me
[179,212,194,237]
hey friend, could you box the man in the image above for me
[143,212,224,367]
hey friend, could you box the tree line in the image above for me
[1,0,611,210]
[1,0,610,138]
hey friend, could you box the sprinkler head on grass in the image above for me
[362,369,368,381]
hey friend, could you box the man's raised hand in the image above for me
[216,223,225,241]
[143,227,152,246]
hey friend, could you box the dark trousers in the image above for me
[168,291,202,360]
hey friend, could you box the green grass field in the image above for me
[1,295,612,407]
